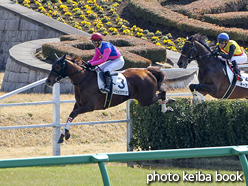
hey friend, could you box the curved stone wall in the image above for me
[1,38,74,93]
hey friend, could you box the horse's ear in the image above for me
[54,53,59,59]
[61,54,66,60]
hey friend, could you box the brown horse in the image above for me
[46,54,168,143]
[177,33,248,99]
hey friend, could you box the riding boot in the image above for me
[231,60,243,81]
[103,71,111,93]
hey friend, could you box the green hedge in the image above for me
[128,0,248,42]
[130,98,248,150]
[203,12,248,28]
[178,0,247,19]
[42,35,166,69]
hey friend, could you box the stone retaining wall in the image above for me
[0,0,90,93]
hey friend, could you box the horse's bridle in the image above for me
[50,59,68,82]
[51,58,86,83]
[181,40,196,64]
[181,40,213,64]
[50,58,93,86]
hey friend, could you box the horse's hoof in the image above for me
[58,139,64,143]
[167,107,174,112]
[65,133,71,140]
[167,98,176,104]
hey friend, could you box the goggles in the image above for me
[218,40,227,44]
[92,40,100,44]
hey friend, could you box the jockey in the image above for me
[86,32,125,93]
[217,32,247,81]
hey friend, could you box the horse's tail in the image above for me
[147,66,166,91]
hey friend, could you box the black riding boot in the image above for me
[103,71,111,93]
[231,60,243,81]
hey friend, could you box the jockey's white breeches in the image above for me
[97,56,125,72]
[218,52,247,65]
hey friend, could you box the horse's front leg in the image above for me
[189,83,217,103]
[58,117,73,143]
[58,102,94,143]
[190,83,217,95]
[58,103,78,143]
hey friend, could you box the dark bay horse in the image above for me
[46,54,168,143]
[177,33,248,99]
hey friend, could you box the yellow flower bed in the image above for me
[15,0,195,52]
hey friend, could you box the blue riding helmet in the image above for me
[217,33,229,41]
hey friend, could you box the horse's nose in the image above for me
[46,78,53,87]
[177,61,183,68]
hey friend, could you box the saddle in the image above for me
[220,60,242,81]
[97,71,129,109]
[221,60,248,98]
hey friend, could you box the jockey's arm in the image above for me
[88,48,101,63]
[220,44,236,59]
[90,48,112,66]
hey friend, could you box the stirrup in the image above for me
[100,87,110,94]
[104,85,111,93]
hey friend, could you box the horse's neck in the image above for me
[67,61,85,82]
[195,41,210,56]
[195,41,212,67]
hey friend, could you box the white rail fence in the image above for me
[0,78,191,156]
[0,78,134,155]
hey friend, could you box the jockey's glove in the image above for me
[85,63,93,69]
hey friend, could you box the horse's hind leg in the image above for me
[149,90,166,106]
[155,91,175,112]
[157,90,166,101]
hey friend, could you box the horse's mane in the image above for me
[65,55,88,69]
[66,55,83,65]
[188,33,215,53]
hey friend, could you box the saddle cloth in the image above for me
[226,63,248,88]
[97,72,129,96]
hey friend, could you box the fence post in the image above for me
[238,154,248,185]
[126,100,133,152]
[52,82,61,156]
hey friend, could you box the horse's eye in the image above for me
[54,64,61,71]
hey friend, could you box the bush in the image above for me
[178,0,248,19]
[42,35,166,68]
[203,12,248,28]
[128,0,248,42]
[130,98,248,150]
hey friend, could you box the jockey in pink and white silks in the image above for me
[85,32,125,93]
[61,33,125,140]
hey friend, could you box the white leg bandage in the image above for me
[192,91,205,104]
[62,117,73,135]
[161,99,167,113]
